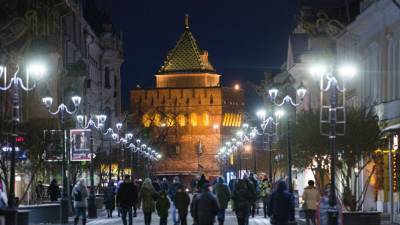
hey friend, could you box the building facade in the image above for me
[130,17,244,182]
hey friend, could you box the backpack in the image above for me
[74,189,82,201]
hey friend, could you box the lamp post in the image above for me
[0,63,45,225]
[103,123,124,181]
[76,114,107,218]
[255,109,282,182]
[310,62,356,225]
[42,95,81,223]
[268,83,306,193]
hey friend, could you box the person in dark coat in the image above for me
[174,184,191,225]
[192,183,219,225]
[232,179,252,225]
[35,181,45,203]
[138,178,159,225]
[161,177,169,192]
[190,188,201,225]
[104,181,116,218]
[268,180,295,225]
[156,191,170,225]
[48,179,60,202]
[169,176,181,225]
[213,177,231,225]
[116,175,138,225]
[248,173,259,217]
[197,174,209,190]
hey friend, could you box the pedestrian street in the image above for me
[84,209,272,225]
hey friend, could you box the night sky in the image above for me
[97,0,300,111]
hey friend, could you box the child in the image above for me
[156,191,170,225]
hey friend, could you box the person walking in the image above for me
[161,177,169,192]
[174,184,191,225]
[259,177,272,218]
[117,175,138,225]
[248,173,259,218]
[197,174,209,190]
[169,176,181,225]
[213,177,231,225]
[267,180,295,225]
[48,179,60,202]
[72,179,89,225]
[156,191,170,225]
[302,180,320,225]
[317,186,342,225]
[232,179,252,225]
[190,187,201,225]
[35,181,45,203]
[139,178,159,225]
[104,181,116,218]
[192,183,219,225]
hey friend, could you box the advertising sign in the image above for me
[43,130,63,161]
[70,129,91,161]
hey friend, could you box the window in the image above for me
[104,67,111,88]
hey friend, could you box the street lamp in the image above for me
[309,62,356,225]
[255,109,281,182]
[103,124,124,181]
[268,83,306,193]
[76,114,107,218]
[0,62,45,225]
[42,95,81,223]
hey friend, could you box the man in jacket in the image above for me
[268,180,295,225]
[302,180,320,225]
[169,176,181,225]
[192,183,219,225]
[174,184,191,225]
[213,177,231,225]
[117,175,138,225]
[72,179,89,225]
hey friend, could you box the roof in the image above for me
[158,16,216,74]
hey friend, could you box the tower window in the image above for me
[104,67,111,88]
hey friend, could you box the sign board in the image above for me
[70,129,91,161]
[43,130,63,161]
[394,135,398,151]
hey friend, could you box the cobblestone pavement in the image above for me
[84,209,271,225]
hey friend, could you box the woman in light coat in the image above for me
[72,179,89,225]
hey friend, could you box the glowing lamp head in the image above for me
[257,109,266,120]
[268,88,278,100]
[98,114,107,123]
[27,62,47,79]
[42,96,53,108]
[136,139,141,144]
[71,96,81,107]
[111,133,118,140]
[116,122,123,130]
[310,63,327,78]
[234,84,240,90]
[126,133,133,140]
[76,115,84,124]
[213,124,219,130]
[296,82,307,99]
[338,64,357,79]
[275,109,284,119]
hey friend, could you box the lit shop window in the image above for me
[190,113,198,127]
[177,114,186,127]
[202,112,210,126]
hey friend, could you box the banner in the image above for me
[70,129,91,161]
[43,130,63,161]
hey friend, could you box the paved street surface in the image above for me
[85,209,271,225]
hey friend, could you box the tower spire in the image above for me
[185,14,189,29]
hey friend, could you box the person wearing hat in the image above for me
[192,182,219,225]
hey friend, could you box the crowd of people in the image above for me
[39,173,339,225]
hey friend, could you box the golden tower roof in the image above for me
[158,15,216,74]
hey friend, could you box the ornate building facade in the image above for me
[130,17,244,181]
